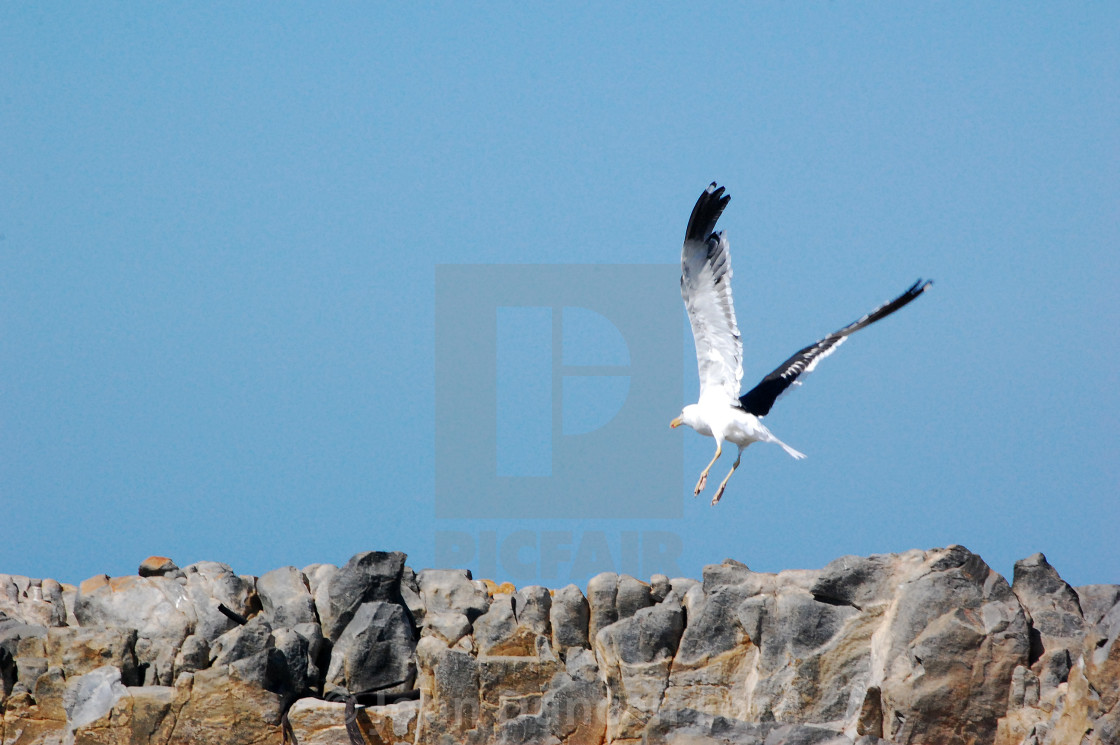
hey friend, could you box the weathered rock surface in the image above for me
[318,550,407,642]
[257,565,318,628]
[325,600,416,697]
[1,546,1115,745]
[287,695,421,745]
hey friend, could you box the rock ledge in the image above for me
[1,547,1115,745]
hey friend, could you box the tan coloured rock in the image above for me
[285,697,419,745]
[414,640,483,745]
[32,667,68,721]
[73,686,176,745]
[55,680,185,745]
[482,579,516,597]
[137,557,179,578]
[1034,601,1120,745]
[73,575,195,688]
[1,686,66,745]
[473,588,552,657]
[78,575,110,596]
[861,548,1028,745]
[44,627,139,685]
[477,655,561,716]
[601,547,1029,745]
[2,546,1113,745]
[162,667,284,745]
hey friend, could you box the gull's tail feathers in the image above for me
[773,437,807,460]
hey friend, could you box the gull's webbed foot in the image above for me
[711,485,726,506]
[693,472,708,496]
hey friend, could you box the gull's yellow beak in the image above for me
[670,417,682,429]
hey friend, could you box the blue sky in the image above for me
[2,5,1117,589]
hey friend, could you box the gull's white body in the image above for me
[678,399,806,459]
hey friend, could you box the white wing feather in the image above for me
[681,184,743,404]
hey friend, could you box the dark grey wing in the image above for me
[681,183,744,403]
[738,279,932,417]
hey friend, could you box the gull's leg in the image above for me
[694,443,722,496]
[711,449,743,506]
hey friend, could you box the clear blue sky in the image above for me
[2,5,1117,589]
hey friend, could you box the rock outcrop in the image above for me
[0,546,1115,744]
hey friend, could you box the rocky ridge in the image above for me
[0,546,1116,744]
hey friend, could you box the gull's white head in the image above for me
[670,404,703,431]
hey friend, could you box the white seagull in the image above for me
[671,183,931,505]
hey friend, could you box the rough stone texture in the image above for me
[1,546,1115,745]
[418,568,491,622]
[286,696,420,745]
[166,666,285,745]
[138,556,180,578]
[318,551,406,642]
[209,617,273,668]
[423,610,472,647]
[324,600,416,697]
[1012,552,1086,691]
[474,586,552,657]
[877,547,1029,744]
[274,623,323,699]
[644,708,857,745]
[401,566,426,628]
[70,562,254,688]
[551,584,591,651]
[204,616,321,704]
[0,576,67,630]
[997,589,1120,745]
[180,561,256,642]
[172,633,210,678]
[63,665,129,733]
[1076,584,1120,625]
[587,572,619,643]
[596,600,685,742]
[45,626,139,685]
[78,683,179,745]
[256,565,317,628]
[2,621,46,699]
[73,575,194,687]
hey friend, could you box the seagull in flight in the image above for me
[671,183,931,505]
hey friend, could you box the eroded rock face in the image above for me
[325,600,416,697]
[286,696,420,745]
[256,565,317,628]
[996,579,1120,745]
[871,547,1030,744]
[318,551,406,642]
[0,546,1113,745]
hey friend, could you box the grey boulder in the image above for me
[319,551,406,641]
[325,600,416,698]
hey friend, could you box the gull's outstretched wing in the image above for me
[738,279,932,417]
[681,183,743,403]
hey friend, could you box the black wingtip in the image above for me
[872,278,932,320]
[685,182,731,243]
[909,279,933,298]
